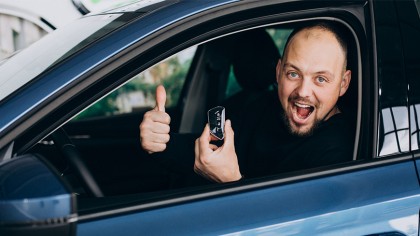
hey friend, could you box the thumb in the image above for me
[223,120,235,147]
[154,85,166,112]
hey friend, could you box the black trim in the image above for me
[40,17,56,30]
[71,0,90,15]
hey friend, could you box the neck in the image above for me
[322,106,340,122]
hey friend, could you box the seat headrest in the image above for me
[231,29,281,90]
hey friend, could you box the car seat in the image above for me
[222,28,281,127]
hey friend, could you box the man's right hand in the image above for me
[139,85,171,154]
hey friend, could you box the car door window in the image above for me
[75,46,197,120]
[377,0,420,156]
[375,0,411,157]
[397,1,420,152]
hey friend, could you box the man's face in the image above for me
[277,28,351,136]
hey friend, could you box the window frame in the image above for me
[66,3,371,219]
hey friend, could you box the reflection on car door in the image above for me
[77,160,420,235]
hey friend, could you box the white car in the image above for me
[0,0,136,60]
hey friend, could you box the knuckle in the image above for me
[139,122,147,131]
[141,142,150,150]
[139,129,150,138]
[199,135,206,142]
[202,157,211,166]
[143,111,152,119]
[164,114,171,124]
[164,134,170,143]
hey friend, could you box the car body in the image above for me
[0,0,420,235]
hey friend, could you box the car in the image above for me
[0,0,419,235]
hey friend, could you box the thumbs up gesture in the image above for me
[139,85,171,153]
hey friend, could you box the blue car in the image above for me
[1,0,420,235]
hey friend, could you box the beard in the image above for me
[282,111,322,137]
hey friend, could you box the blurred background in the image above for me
[0,0,137,61]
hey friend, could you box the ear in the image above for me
[276,59,282,84]
[339,70,351,97]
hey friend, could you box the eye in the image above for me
[316,76,326,83]
[287,72,299,79]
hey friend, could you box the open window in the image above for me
[29,20,359,199]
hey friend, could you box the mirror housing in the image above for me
[0,154,76,236]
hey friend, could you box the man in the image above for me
[139,21,354,184]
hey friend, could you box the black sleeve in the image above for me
[150,133,212,187]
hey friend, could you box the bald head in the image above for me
[284,21,349,70]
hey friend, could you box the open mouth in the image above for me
[294,102,314,120]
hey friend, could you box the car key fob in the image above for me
[208,106,225,140]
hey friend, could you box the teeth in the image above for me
[295,103,311,108]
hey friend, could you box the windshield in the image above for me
[0,13,125,101]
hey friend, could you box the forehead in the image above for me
[284,28,346,72]
[288,27,342,53]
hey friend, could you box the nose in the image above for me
[295,78,313,98]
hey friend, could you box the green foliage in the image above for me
[74,55,192,120]
[266,29,293,56]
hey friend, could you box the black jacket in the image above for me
[154,90,355,185]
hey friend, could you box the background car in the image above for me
[0,0,420,235]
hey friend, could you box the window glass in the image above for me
[375,0,410,157]
[378,0,420,156]
[75,46,196,119]
[398,0,420,152]
[380,107,410,156]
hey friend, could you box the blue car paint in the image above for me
[77,160,420,235]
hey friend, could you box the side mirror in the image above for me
[0,154,76,236]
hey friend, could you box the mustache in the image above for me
[288,94,316,107]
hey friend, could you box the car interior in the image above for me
[24,21,359,205]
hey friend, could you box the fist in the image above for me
[139,85,171,153]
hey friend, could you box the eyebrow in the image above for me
[283,63,335,79]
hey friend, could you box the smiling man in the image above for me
[140,21,355,184]
[192,21,354,182]
[278,23,351,137]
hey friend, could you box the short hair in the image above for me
[284,21,350,68]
